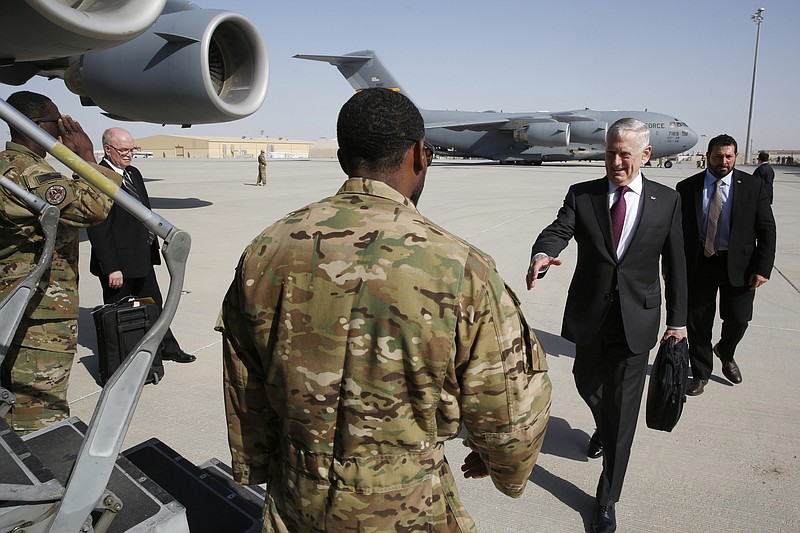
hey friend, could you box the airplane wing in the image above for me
[425,118,510,131]
[427,116,574,132]
[550,112,602,122]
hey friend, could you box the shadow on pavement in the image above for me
[530,464,594,531]
[541,416,591,463]
[149,197,212,209]
[534,329,575,359]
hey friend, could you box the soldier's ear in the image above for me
[337,149,350,176]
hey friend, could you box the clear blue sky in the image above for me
[2,0,798,151]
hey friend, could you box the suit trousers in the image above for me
[573,298,648,505]
[99,267,182,356]
[687,252,755,381]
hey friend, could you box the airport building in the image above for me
[132,134,315,159]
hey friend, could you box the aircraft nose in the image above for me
[685,127,699,150]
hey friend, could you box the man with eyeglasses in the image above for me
[87,127,195,367]
[217,88,551,532]
[0,90,122,434]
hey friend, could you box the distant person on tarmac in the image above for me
[752,151,774,204]
[256,149,267,186]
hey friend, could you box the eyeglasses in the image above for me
[405,138,435,166]
[107,145,134,156]
[32,117,60,124]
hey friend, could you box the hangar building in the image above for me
[133,134,314,159]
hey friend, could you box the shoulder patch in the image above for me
[27,172,62,187]
[44,184,68,205]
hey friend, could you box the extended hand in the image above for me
[526,255,561,290]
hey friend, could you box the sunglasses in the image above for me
[406,137,435,165]
[32,117,60,124]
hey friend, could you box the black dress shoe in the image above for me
[592,503,616,533]
[721,359,742,384]
[587,430,603,459]
[162,350,196,363]
[686,378,707,396]
[714,345,742,384]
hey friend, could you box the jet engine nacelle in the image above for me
[64,7,268,125]
[569,121,608,145]
[0,0,167,63]
[513,122,570,147]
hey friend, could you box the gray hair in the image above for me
[607,118,650,151]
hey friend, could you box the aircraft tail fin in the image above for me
[293,50,411,100]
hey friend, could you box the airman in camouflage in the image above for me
[218,88,551,532]
[0,91,121,434]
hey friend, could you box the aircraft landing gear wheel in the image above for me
[664,160,673,168]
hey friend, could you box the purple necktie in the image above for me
[611,185,630,248]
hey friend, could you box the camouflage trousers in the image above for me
[0,319,77,435]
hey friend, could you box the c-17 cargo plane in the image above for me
[295,50,698,166]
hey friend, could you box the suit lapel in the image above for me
[729,169,746,229]
[590,178,616,258]
[626,177,654,254]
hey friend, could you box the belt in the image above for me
[702,249,727,258]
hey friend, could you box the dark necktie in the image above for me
[704,179,724,257]
[122,169,140,200]
[611,185,630,248]
[122,169,155,246]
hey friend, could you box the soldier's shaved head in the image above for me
[337,88,424,176]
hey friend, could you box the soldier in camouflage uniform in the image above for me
[218,88,551,532]
[0,91,121,434]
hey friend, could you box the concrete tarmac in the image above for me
[61,157,799,532]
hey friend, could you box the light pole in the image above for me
[744,7,764,165]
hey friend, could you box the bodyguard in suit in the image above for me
[676,135,775,396]
[526,118,687,533]
[752,151,775,204]
[87,127,195,364]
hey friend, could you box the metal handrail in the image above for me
[0,177,60,418]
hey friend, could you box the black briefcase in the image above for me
[92,296,165,385]
[646,336,690,432]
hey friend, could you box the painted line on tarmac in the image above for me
[773,265,800,294]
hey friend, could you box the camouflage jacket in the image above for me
[0,142,120,329]
[219,178,551,532]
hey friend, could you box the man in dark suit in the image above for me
[677,135,775,396]
[752,151,775,204]
[526,118,687,533]
[87,127,195,364]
